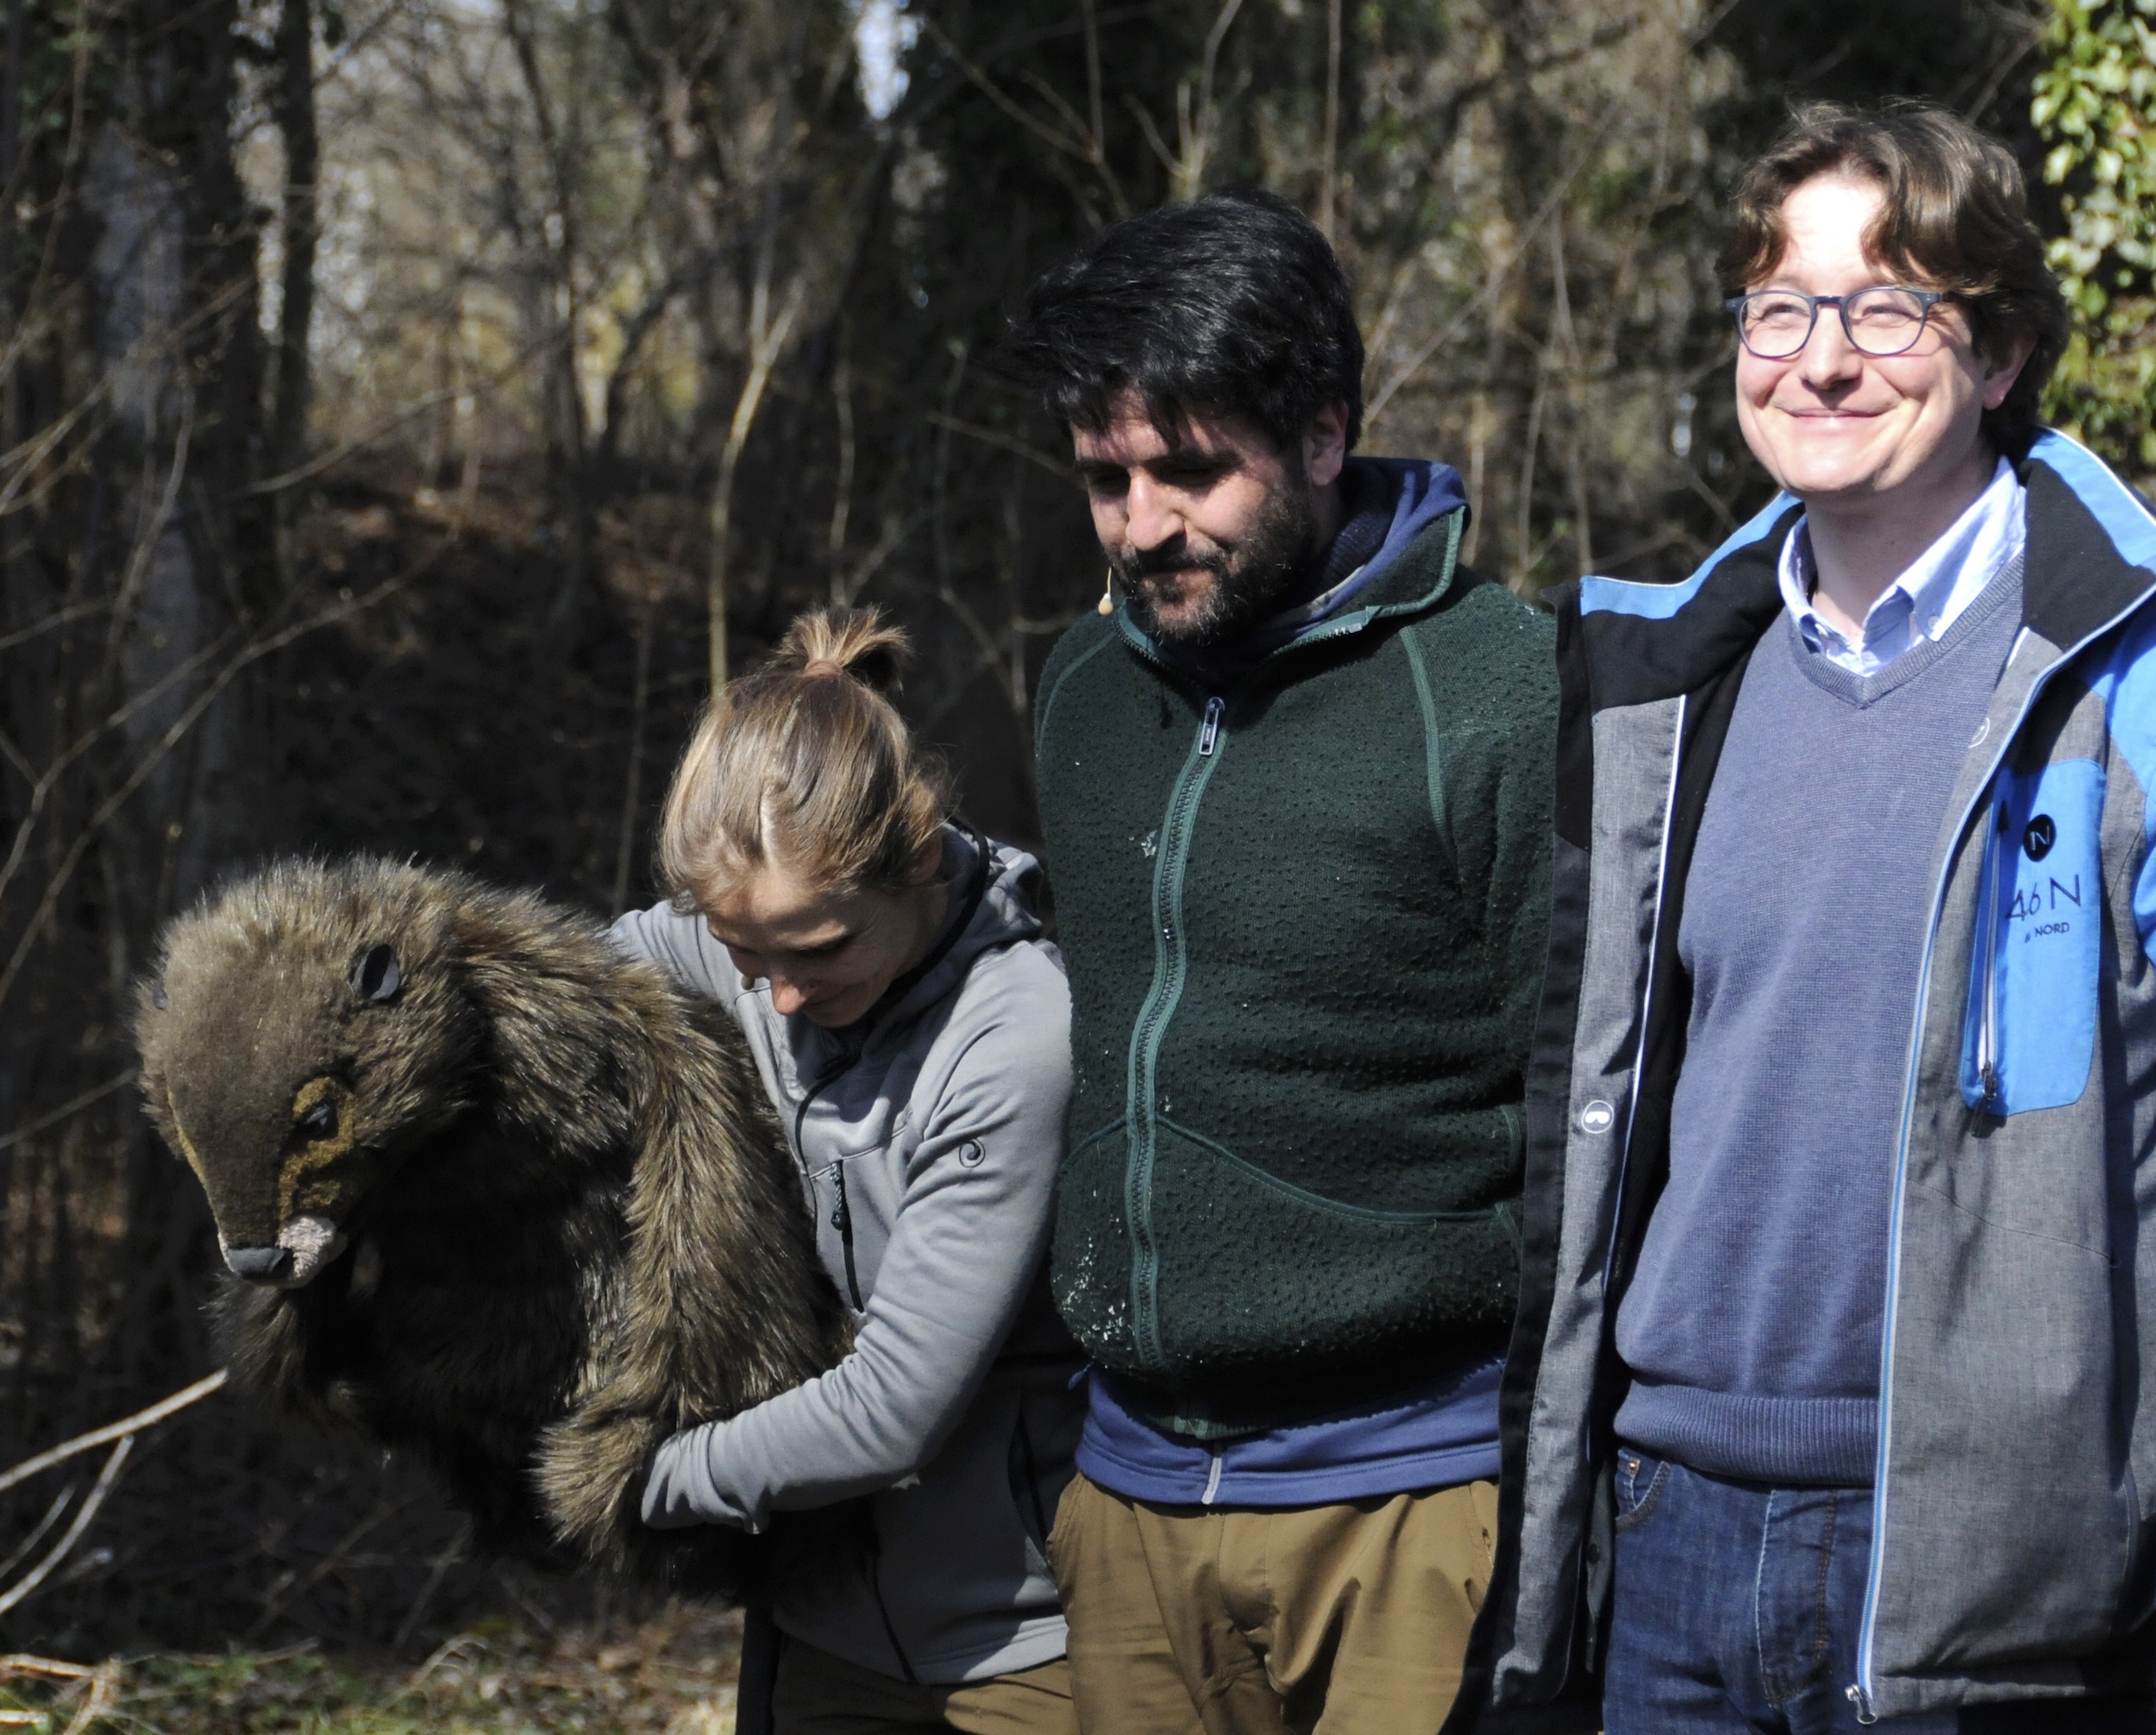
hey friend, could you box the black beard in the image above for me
[1114,479,1318,650]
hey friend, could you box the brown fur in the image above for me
[135,856,850,1592]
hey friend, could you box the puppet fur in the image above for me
[134,856,850,1592]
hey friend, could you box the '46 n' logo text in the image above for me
[2007,869,2082,935]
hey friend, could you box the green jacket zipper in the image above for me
[1125,694,1228,1373]
[1096,510,1462,1377]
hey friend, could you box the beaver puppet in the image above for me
[134,856,851,1595]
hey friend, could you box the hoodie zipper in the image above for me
[796,1051,866,1309]
[1855,776,2015,1715]
[1125,695,1232,1373]
[781,828,996,1318]
[831,1168,864,1310]
[1097,518,1458,1375]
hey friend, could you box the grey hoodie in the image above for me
[617,827,1081,1685]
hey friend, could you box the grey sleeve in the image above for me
[608,901,742,1007]
[641,955,1072,1532]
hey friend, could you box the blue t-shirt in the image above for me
[1076,1358,1502,1507]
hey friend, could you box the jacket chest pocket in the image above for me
[1960,757,2106,1116]
[804,1112,910,1312]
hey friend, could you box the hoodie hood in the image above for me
[1310,455,1470,620]
[1137,455,1470,686]
[784,824,1044,1075]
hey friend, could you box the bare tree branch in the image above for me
[0,1369,229,1498]
[0,1071,134,1156]
[0,1436,134,1619]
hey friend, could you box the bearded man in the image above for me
[1012,189,1557,1734]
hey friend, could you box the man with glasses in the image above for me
[1451,103,2156,1732]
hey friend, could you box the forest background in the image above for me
[0,0,2151,1723]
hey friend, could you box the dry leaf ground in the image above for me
[0,1603,742,1735]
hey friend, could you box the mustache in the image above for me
[1113,542,1232,584]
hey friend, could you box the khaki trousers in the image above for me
[1049,1469,1498,1735]
[772,1638,1075,1735]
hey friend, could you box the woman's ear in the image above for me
[907,830,949,887]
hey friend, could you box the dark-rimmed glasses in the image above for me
[1725,287,1949,360]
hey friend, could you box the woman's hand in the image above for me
[641,1421,756,1531]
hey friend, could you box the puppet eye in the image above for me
[296,1099,337,1138]
[352,944,402,1003]
[151,980,167,1011]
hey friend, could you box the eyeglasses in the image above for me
[1725,286,1949,360]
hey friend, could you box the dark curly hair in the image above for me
[1009,189,1364,454]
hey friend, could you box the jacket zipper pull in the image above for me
[832,1166,865,1309]
[1197,696,1225,757]
[1978,800,2010,1111]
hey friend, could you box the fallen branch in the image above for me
[404,1631,486,1695]
[0,1369,229,1500]
[58,1659,119,1735]
[0,1656,95,1681]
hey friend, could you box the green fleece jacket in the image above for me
[1034,508,1556,1423]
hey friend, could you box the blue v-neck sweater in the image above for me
[1614,560,2025,1487]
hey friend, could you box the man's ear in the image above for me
[1982,332,2038,413]
[1303,402,1351,490]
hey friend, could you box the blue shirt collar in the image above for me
[1777,456,2024,676]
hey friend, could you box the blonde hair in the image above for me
[659,606,952,908]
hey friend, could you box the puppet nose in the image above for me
[226,1244,294,1282]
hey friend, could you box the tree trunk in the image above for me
[271,0,318,470]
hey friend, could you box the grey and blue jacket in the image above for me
[621,829,1083,1686]
[1451,433,2156,1730]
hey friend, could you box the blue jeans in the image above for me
[1605,1447,2155,1734]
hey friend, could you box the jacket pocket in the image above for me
[1004,1387,1076,1579]
[1960,757,2105,1117]
[1064,1117,1126,1165]
[1138,1117,1519,1387]
[1050,1116,1132,1364]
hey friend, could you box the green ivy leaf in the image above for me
[2037,0,2156,479]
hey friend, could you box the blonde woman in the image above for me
[615,607,1080,1735]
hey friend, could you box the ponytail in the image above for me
[659,606,952,907]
